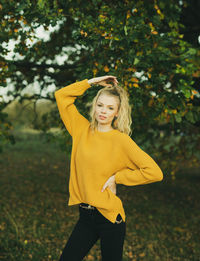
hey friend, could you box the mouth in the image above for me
[99,115,107,120]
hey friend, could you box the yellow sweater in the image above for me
[54,79,163,224]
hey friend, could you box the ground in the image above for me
[0,128,199,261]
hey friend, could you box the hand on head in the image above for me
[88,75,118,87]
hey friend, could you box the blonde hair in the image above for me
[88,85,133,136]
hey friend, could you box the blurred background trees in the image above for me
[0,0,199,176]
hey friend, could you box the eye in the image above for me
[97,104,113,110]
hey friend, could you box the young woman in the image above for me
[54,75,163,261]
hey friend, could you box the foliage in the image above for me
[0,0,200,176]
[0,108,15,152]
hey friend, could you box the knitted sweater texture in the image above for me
[54,79,163,223]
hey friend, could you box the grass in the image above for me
[0,128,199,261]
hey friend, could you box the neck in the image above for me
[97,125,113,132]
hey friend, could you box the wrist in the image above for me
[88,79,95,85]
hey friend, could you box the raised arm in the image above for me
[54,79,92,137]
[114,135,163,186]
[54,76,118,138]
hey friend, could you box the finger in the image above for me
[101,83,113,87]
[105,76,117,81]
[114,80,118,86]
[99,78,117,87]
[111,78,119,85]
[105,79,117,85]
[101,185,107,192]
[103,76,117,81]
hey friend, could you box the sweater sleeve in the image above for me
[115,135,163,186]
[54,79,92,137]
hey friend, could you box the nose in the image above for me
[101,108,106,114]
[101,108,107,114]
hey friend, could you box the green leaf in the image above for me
[38,0,45,9]
[124,25,128,36]
[185,111,195,123]
[183,89,191,98]
[174,114,182,123]
[134,58,140,65]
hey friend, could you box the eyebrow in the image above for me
[97,102,114,106]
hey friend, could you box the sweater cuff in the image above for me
[114,172,123,184]
[83,79,91,87]
[75,79,91,89]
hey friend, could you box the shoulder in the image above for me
[114,130,135,144]
[115,130,142,151]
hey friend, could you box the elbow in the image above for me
[141,166,163,183]
[54,91,58,101]
[154,168,163,182]
[54,90,59,99]
[146,165,163,182]
[54,87,64,97]
[54,90,62,103]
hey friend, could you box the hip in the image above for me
[79,203,124,225]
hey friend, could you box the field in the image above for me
[0,128,199,261]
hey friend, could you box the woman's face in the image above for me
[95,93,119,127]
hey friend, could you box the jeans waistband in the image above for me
[79,203,96,210]
[79,203,123,224]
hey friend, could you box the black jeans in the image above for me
[59,203,126,261]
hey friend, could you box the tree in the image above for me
[0,0,199,176]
